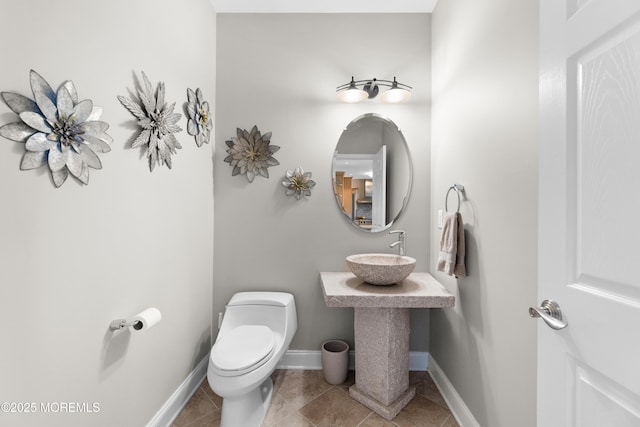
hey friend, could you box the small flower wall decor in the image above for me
[0,70,112,187]
[117,71,182,171]
[186,88,212,147]
[224,125,280,183]
[282,167,316,200]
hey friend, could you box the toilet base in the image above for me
[219,377,274,427]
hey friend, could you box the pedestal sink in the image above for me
[320,271,455,420]
[346,253,416,285]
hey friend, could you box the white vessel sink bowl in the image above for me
[346,253,416,285]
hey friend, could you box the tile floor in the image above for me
[171,370,460,427]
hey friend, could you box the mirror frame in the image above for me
[332,113,413,233]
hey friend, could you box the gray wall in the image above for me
[214,14,431,351]
[430,0,539,426]
[0,1,215,426]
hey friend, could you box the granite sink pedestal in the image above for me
[320,272,455,420]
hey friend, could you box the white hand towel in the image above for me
[437,212,466,278]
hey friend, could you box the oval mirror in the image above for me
[332,113,413,232]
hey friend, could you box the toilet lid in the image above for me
[211,325,275,373]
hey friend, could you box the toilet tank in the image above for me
[227,292,294,308]
[219,292,297,345]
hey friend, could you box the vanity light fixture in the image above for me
[336,76,411,104]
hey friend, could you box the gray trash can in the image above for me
[321,340,349,385]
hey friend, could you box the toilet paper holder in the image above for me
[109,307,161,332]
[109,319,143,331]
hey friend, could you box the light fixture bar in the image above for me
[336,76,412,103]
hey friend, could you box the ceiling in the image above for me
[209,0,438,13]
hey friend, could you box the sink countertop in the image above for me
[320,272,455,308]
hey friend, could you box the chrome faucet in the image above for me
[389,230,406,256]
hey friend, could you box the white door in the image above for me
[538,0,640,425]
[371,145,387,232]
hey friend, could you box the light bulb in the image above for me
[337,88,368,103]
[380,87,411,103]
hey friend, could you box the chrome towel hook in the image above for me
[445,184,464,213]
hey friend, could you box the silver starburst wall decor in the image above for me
[118,71,182,171]
[282,167,316,200]
[186,88,212,147]
[0,70,112,187]
[224,125,280,183]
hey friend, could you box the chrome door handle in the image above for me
[529,299,568,330]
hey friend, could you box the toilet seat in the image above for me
[211,325,275,377]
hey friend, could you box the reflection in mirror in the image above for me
[332,113,412,232]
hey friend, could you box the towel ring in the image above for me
[445,184,465,213]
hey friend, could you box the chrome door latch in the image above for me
[529,299,568,330]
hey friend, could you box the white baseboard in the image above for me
[146,356,209,427]
[277,350,429,371]
[428,354,480,427]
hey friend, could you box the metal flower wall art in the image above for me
[0,70,112,187]
[117,71,182,171]
[224,126,280,183]
[282,167,316,200]
[186,88,212,147]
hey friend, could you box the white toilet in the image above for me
[207,292,297,427]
